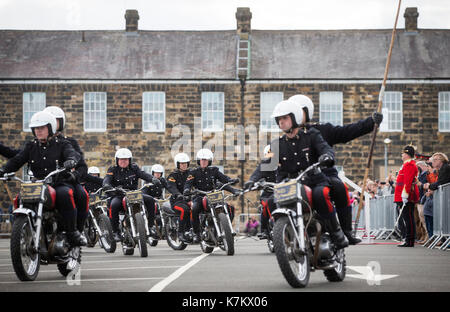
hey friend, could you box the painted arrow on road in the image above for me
[347,263,398,285]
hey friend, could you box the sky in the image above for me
[0,0,449,31]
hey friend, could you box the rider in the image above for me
[244,145,276,239]
[43,106,89,240]
[0,111,85,246]
[102,148,161,242]
[183,148,240,243]
[166,153,193,242]
[142,164,169,200]
[83,166,104,193]
[270,98,349,249]
[288,94,383,244]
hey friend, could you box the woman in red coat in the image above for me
[394,145,420,247]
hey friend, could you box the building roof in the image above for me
[0,28,449,80]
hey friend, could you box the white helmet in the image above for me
[115,148,132,165]
[174,152,190,169]
[288,94,314,122]
[271,99,304,131]
[43,106,66,131]
[196,148,214,166]
[29,111,57,137]
[88,166,100,174]
[151,164,164,176]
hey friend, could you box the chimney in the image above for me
[404,7,419,32]
[236,7,252,39]
[125,9,139,32]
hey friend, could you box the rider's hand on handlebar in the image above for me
[231,178,240,185]
[152,177,161,186]
[318,154,334,167]
[244,181,254,190]
[103,184,113,191]
[63,159,77,170]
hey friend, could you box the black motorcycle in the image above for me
[104,183,154,257]
[271,163,346,288]
[160,197,191,251]
[189,181,238,256]
[1,168,81,281]
[84,187,116,253]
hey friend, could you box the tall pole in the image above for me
[239,74,246,213]
[354,0,402,234]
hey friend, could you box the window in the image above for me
[260,92,283,131]
[143,92,165,132]
[84,92,107,132]
[319,92,343,126]
[23,92,46,132]
[439,92,450,132]
[202,92,224,131]
[380,92,402,132]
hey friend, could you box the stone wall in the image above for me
[1,82,450,213]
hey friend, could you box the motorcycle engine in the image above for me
[48,233,70,257]
[317,233,334,259]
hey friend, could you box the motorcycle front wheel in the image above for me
[97,214,116,253]
[135,213,148,257]
[273,216,310,288]
[218,213,234,256]
[165,218,187,251]
[10,215,40,281]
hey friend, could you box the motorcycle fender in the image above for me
[13,208,36,218]
[272,208,295,219]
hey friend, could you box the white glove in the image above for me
[401,193,408,204]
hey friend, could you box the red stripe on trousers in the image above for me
[83,186,90,212]
[68,188,76,210]
[322,187,334,214]
[174,206,185,220]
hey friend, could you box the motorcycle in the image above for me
[104,183,155,257]
[271,162,346,288]
[84,187,116,253]
[1,168,81,281]
[189,181,238,256]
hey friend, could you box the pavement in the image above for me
[0,236,449,293]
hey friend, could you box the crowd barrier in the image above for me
[0,213,12,237]
[360,183,449,250]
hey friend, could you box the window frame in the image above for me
[22,92,46,132]
[379,91,403,132]
[260,92,284,132]
[319,91,343,126]
[142,92,166,133]
[201,92,225,132]
[438,92,450,132]
[83,92,107,132]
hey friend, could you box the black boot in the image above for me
[67,230,87,247]
[323,216,349,250]
[337,207,361,245]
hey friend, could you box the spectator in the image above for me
[415,161,429,243]
[244,216,260,236]
[425,153,450,192]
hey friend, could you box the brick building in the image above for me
[1,7,449,213]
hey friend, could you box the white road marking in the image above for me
[0,277,164,285]
[148,248,217,292]
[0,265,181,275]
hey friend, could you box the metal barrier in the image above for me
[369,195,397,240]
[424,183,450,250]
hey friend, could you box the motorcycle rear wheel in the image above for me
[273,216,310,288]
[10,215,40,281]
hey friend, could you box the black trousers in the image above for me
[108,194,156,233]
[73,183,89,232]
[260,196,276,231]
[397,202,416,243]
[54,184,81,232]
